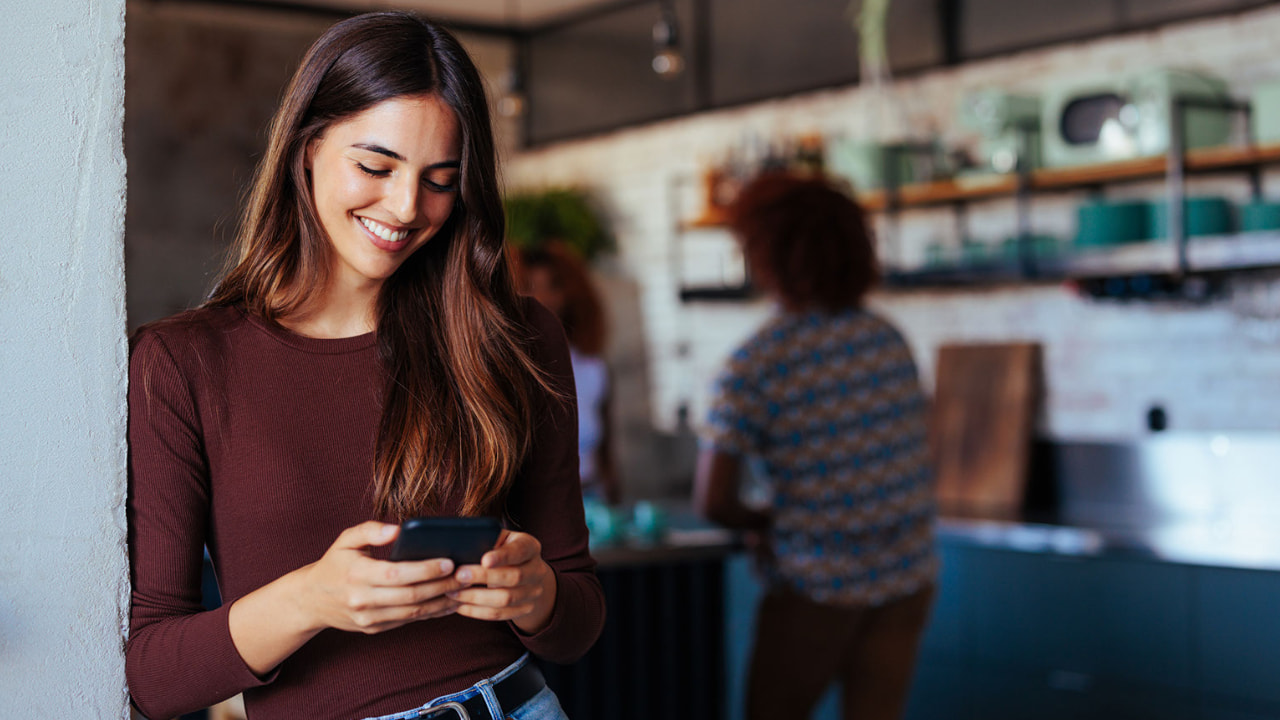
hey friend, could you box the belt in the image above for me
[419,661,545,720]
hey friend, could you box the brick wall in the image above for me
[506,5,1280,484]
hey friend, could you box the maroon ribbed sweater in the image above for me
[126,301,604,720]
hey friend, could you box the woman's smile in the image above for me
[356,215,414,249]
[307,93,462,291]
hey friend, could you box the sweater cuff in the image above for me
[215,602,283,687]
[127,603,280,720]
[509,566,599,664]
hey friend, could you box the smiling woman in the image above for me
[125,12,602,720]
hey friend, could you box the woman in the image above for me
[127,13,603,720]
[513,243,618,504]
[694,173,936,720]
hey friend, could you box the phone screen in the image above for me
[388,516,503,564]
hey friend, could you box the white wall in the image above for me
[508,5,1280,446]
[0,0,129,716]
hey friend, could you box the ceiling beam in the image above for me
[148,0,527,37]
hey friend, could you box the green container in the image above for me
[924,243,952,267]
[1253,81,1280,145]
[1149,197,1233,239]
[827,139,920,191]
[1001,234,1062,259]
[960,240,992,264]
[1076,200,1151,247]
[1241,201,1280,232]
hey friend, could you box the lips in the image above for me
[357,215,413,251]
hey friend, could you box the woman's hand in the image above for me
[229,520,468,675]
[448,530,557,635]
[298,521,466,635]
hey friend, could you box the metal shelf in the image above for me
[882,232,1280,290]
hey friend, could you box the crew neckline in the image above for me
[241,309,378,355]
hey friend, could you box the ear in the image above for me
[304,136,319,171]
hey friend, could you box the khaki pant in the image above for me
[746,585,935,720]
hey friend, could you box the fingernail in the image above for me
[381,525,397,539]
[456,568,472,582]
[439,559,454,575]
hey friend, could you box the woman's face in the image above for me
[307,93,462,292]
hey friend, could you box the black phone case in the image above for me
[388,517,502,564]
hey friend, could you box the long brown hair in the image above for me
[207,12,551,519]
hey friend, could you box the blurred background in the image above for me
[122,1,1280,719]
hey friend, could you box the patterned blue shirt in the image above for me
[706,308,937,606]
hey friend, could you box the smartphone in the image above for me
[388,516,503,564]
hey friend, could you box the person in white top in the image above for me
[515,242,619,503]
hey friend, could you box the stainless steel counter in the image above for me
[937,514,1280,572]
[608,432,1280,572]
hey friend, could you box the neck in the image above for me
[282,274,381,339]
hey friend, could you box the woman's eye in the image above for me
[355,162,390,178]
[423,176,459,192]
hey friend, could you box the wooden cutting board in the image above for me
[931,342,1043,515]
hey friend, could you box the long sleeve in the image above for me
[125,329,276,719]
[505,300,606,664]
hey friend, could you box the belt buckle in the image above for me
[419,701,471,720]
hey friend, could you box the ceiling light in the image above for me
[499,0,527,118]
[498,66,527,118]
[652,2,684,79]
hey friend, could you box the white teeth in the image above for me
[359,217,410,243]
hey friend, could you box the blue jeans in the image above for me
[360,654,569,720]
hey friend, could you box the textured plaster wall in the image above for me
[508,5,1280,450]
[0,0,129,716]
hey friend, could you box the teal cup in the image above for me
[630,501,668,545]
[583,499,622,548]
[1241,201,1280,232]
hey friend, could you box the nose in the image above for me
[387,173,421,226]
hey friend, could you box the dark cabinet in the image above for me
[966,550,1194,690]
[905,545,1197,720]
[901,543,1280,720]
[1197,567,1280,710]
[721,539,1280,719]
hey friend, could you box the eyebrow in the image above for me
[351,143,460,169]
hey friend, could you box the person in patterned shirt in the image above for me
[695,172,937,720]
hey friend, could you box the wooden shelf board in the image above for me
[1034,143,1280,190]
[682,143,1280,226]
[865,143,1280,214]
[861,176,1020,211]
[1033,157,1168,189]
[682,209,729,230]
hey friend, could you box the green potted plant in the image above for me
[504,188,612,260]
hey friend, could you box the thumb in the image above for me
[334,521,399,550]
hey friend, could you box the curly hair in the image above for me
[728,172,879,312]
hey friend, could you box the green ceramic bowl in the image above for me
[1076,201,1151,247]
[1149,197,1234,239]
